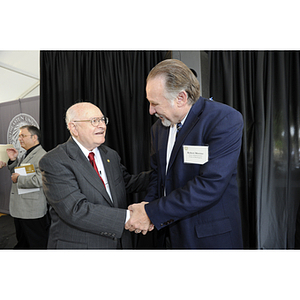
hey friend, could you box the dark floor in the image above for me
[0,214,17,249]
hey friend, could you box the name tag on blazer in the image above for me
[183,145,208,165]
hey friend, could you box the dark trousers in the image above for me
[14,214,50,249]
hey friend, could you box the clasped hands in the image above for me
[125,201,154,235]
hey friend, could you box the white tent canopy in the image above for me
[0,50,40,104]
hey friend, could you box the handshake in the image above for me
[124,202,154,235]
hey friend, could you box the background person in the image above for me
[6,125,49,249]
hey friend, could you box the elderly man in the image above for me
[39,102,150,249]
[125,59,244,249]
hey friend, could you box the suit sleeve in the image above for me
[122,164,152,194]
[39,150,126,238]
[145,110,244,229]
[143,127,160,203]
[7,159,18,174]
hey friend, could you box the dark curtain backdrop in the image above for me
[40,50,168,248]
[40,51,167,165]
[209,51,300,249]
[40,50,300,249]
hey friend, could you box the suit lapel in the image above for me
[99,146,119,208]
[20,145,41,166]
[66,138,113,207]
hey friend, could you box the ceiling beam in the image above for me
[18,80,40,99]
[0,62,39,80]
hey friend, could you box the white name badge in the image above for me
[183,145,209,165]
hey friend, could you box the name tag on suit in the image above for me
[183,145,209,165]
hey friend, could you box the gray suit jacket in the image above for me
[8,145,47,219]
[39,137,150,249]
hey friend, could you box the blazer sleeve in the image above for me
[122,164,152,194]
[143,127,160,203]
[145,109,244,229]
[7,159,18,174]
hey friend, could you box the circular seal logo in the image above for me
[7,113,39,159]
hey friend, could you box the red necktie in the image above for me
[88,152,106,188]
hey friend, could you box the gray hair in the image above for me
[147,59,200,105]
[65,104,79,128]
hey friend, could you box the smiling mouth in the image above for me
[95,131,105,135]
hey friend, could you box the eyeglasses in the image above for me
[18,134,33,138]
[73,116,109,127]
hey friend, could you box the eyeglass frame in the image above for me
[18,134,33,139]
[72,116,109,127]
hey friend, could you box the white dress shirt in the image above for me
[166,112,189,174]
[164,112,189,197]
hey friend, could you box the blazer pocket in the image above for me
[56,239,88,249]
[21,192,40,200]
[195,217,232,239]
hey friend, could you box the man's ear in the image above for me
[69,122,78,137]
[176,90,188,107]
[32,134,38,143]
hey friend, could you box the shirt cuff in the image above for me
[125,210,130,224]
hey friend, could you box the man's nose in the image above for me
[149,105,155,115]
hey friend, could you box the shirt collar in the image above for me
[180,109,190,126]
[72,136,98,159]
[171,109,190,129]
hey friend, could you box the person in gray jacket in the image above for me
[6,125,49,249]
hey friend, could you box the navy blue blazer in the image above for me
[144,97,244,249]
